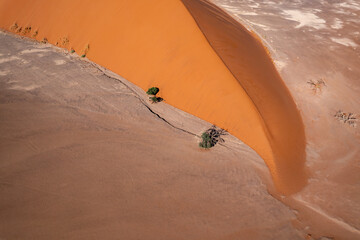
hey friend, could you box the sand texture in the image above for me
[212,0,360,239]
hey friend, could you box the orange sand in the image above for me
[0,0,306,194]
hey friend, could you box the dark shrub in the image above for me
[146,87,159,96]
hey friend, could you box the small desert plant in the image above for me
[61,37,69,46]
[70,48,75,53]
[41,37,48,43]
[149,96,163,103]
[199,125,227,149]
[307,78,326,93]
[81,44,90,57]
[32,30,38,38]
[22,26,31,35]
[199,132,212,149]
[16,27,22,33]
[146,87,159,96]
[10,22,19,31]
[146,87,163,103]
[334,110,357,127]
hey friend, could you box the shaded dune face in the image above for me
[0,0,306,194]
[181,0,307,194]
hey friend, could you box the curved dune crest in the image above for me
[0,0,306,194]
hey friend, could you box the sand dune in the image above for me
[0,32,304,240]
[0,0,305,194]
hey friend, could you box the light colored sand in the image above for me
[330,37,358,48]
[282,10,326,29]
[211,0,360,239]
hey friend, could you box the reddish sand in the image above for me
[0,0,306,194]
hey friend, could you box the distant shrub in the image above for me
[199,132,212,149]
[146,87,159,96]
[32,30,38,38]
[199,125,227,149]
[70,49,75,53]
[22,26,32,35]
[149,96,163,104]
[82,44,90,57]
[10,22,19,31]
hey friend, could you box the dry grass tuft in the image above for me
[10,22,19,31]
[307,78,326,94]
[334,110,357,127]
[22,26,32,35]
[32,30,38,38]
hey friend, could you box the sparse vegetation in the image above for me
[334,110,357,127]
[146,87,159,96]
[22,26,32,35]
[41,37,48,44]
[61,37,69,46]
[307,78,326,93]
[32,30,38,38]
[149,96,163,103]
[146,87,163,103]
[10,22,19,31]
[81,44,90,57]
[70,48,75,53]
[199,125,227,149]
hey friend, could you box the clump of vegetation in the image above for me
[41,37,48,44]
[307,78,326,93]
[334,110,357,127]
[32,30,38,38]
[16,27,22,33]
[22,26,32,35]
[199,125,227,149]
[199,132,212,149]
[149,96,163,103]
[70,48,75,53]
[10,22,19,31]
[146,87,159,95]
[146,87,163,103]
[81,44,90,57]
[61,37,69,46]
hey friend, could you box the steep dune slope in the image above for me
[181,0,307,193]
[0,0,305,194]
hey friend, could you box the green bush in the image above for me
[149,96,163,103]
[199,126,227,149]
[146,87,159,96]
[199,132,213,149]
